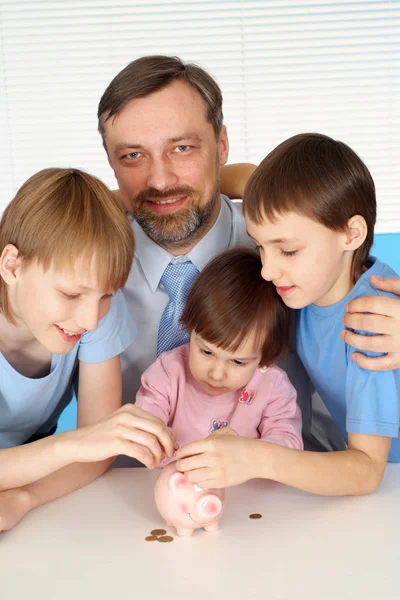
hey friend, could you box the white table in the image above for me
[1,466,398,600]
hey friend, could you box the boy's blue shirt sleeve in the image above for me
[345,340,400,438]
[344,266,400,438]
[78,290,136,363]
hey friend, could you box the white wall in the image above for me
[0,0,399,231]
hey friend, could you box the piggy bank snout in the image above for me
[196,494,223,521]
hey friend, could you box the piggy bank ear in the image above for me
[168,472,189,492]
[197,495,222,518]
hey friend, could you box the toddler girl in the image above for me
[136,246,303,481]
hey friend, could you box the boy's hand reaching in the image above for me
[67,405,177,468]
[175,428,259,489]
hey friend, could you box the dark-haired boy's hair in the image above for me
[181,247,292,366]
[243,133,376,283]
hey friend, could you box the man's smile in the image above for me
[143,195,188,214]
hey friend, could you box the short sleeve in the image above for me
[135,356,173,424]
[78,290,136,363]
[345,344,400,438]
[257,368,303,450]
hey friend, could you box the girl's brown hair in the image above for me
[181,247,292,367]
[243,133,376,283]
[0,168,134,323]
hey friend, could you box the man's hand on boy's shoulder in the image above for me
[112,189,124,208]
[341,275,400,370]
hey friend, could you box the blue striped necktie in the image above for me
[157,260,199,356]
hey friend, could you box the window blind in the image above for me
[0,0,399,232]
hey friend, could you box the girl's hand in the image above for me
[175,429,258,489]
[66,404,177,468]
[342,275,400,370]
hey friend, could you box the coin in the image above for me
[145,535,158,542]
[151,529,167,536]
[249,513,262,519]
[158,535,174,543]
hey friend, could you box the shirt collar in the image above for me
[131,194,233,293]
[186,194,233,271]
[131,217,172,293]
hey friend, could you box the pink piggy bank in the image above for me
[154,461,225,537]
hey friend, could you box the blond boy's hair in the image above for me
[0,168,134,323]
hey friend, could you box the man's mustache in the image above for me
[133,186,195,204]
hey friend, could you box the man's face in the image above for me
[246,211,352,309]
[103,80,229,250]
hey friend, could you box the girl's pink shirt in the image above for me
[136,344,303,450]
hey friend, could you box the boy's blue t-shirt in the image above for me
[0,290,136,448]
[296,256,400,462]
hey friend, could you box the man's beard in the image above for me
[131,182,220,250]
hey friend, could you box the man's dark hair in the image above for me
[98,55,223,141]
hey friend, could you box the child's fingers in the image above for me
[191,478,220,490]
[117,410,176,457]
[117,440,155,468]
[175,455,206,473]
[175,451,209,473]
[175,439,206,461]
[182,467,215,486]
[117,426,165,465]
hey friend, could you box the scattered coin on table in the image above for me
[158,535,174,543]
[145,535,158,542]
[151,529,167,536]
[249,513,262,519]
